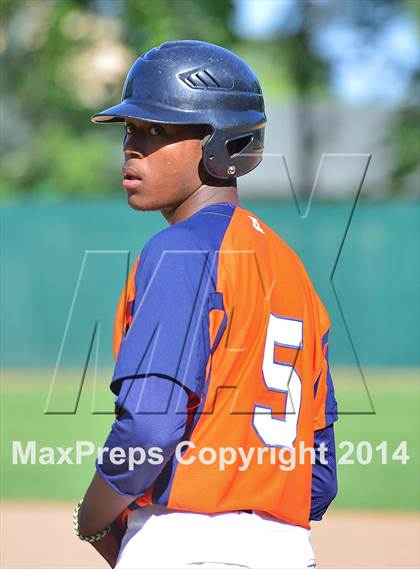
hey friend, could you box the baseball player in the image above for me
[75,40,338,569]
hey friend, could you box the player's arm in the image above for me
[78,376,190,564]
[78,229,211,561]
[311,327,339,520]
[78,473,131,567]
[310,422,338,520]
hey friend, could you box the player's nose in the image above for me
[123,146,145,160]
[123,136,145,160]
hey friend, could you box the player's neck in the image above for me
[161,184,240,225]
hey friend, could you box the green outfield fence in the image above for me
[1,199,418,368]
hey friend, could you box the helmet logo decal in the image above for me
[179,67,225,90]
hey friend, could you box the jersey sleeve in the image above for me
[313,293,338,430]
[96,375,189,497]
[310,422,338,520]
[313,329,338,430]
[111,227,214,398]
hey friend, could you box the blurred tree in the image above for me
[234,0,419,199]
[389,0,419,196]
[0,0,418,199]
[270,0,330,206]
[0,0,235,198]
[389,102,420,195]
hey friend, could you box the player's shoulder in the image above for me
[142,202,237,259]
[233,204,295,252]
[141,220,198,259]
[237,205,315,279]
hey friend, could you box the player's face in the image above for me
[122,118,207,211]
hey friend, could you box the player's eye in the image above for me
[149,124,165,136]
[124,123,136,135]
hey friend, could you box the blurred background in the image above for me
[1,1,419,567]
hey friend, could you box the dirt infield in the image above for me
[1,503,419,568]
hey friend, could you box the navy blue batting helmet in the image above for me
[91,40,266,179]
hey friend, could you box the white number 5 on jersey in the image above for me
[253,313,303,449]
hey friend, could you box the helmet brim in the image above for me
[91,100,201,125]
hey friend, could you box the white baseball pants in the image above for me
[115,505,316,569]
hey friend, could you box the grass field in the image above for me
[1,367,418,510]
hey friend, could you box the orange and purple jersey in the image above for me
[98,201,338,529]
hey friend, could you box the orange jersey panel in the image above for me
[165,206,334,527]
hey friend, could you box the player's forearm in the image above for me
[78,470,133,537]
[89,523,125,568]
[79,377,190,535]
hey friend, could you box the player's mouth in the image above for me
[123,167,143,190]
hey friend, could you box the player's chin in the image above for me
[127,192,160,212]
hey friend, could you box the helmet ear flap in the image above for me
[203,128,264,179]
[202,131,228,179]
[201,134,211,148]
